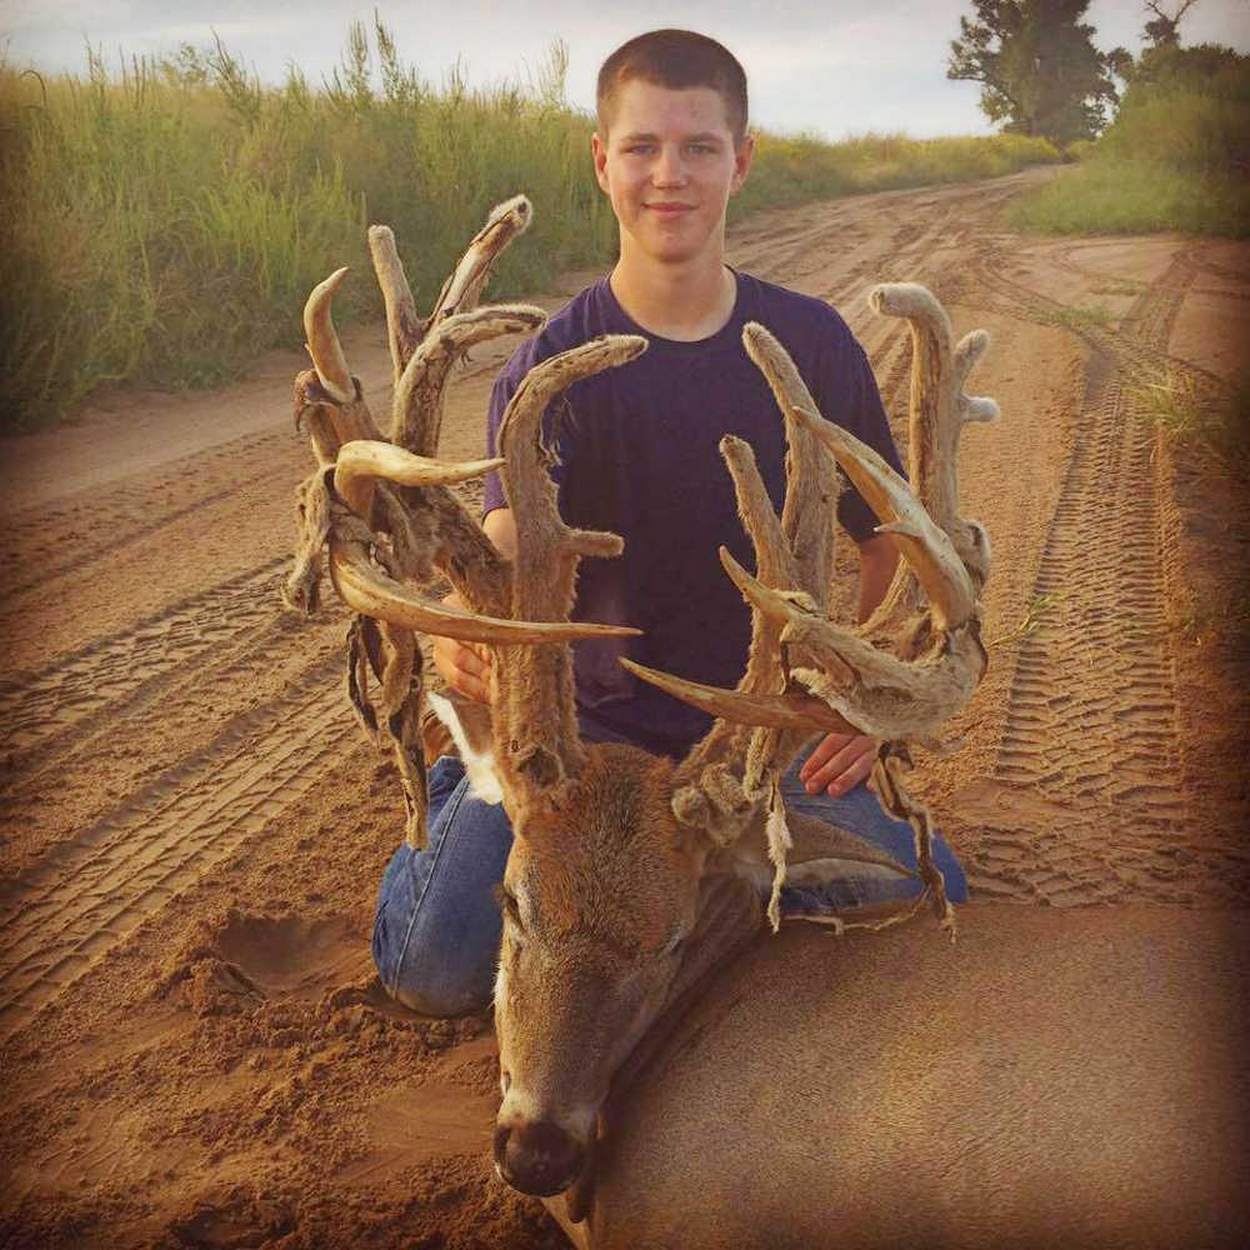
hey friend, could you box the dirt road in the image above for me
[1,167,1246,1248]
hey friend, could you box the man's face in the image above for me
[592,79,753,268]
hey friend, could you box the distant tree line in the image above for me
[948,0,1216,145]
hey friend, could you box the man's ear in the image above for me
[731,132,755,194]
[591,131,611,194]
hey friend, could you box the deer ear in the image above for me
[426,690,504,805]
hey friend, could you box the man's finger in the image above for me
[823,748,875,797]
[457,644,490,679]
[799,731,856,782]
[804,735,877,795]
[803,735,865,788]
[451,667,490,704]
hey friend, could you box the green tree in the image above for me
[948,0,1125,144]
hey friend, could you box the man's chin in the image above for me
[638,236,714,267]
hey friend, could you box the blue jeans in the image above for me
[372,755,968,1016]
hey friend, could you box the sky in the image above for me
[2,1,1248,139]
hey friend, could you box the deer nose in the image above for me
[493,1119,585,1196]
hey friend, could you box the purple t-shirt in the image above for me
[482,270,904,759]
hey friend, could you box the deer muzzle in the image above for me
[493,1116,587,1196]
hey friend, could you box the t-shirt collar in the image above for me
[596,267,748,352]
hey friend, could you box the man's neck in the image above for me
[609,247,737,342]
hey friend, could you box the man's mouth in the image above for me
[645,203,694,214]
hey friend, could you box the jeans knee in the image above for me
[388,936,497,1018]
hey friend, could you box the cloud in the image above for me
[133,17,308,43]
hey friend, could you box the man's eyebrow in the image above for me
[617,131,725,144]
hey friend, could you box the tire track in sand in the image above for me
[0,424,296,603]
[967,245,1246,905]
[0,557,290,778]
[0,654,356,1039]
[0,430,487,1038]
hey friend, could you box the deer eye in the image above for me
[495,884,524,929]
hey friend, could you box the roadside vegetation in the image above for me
[0,20,1056,430]
[736,131,1055,216]
[1008,43,1250,238]
[1131,363,1250,484]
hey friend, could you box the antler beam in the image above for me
[492,334,648,793]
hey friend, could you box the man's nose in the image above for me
[651,145,687,187]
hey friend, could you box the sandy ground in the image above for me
[1,166,1247,1247]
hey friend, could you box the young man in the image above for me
[372,30,967,1015]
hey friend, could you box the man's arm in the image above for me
[855,534,898,623]
[484,507,518,561]
[431,509,517,703]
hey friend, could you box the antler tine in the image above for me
[392,304,547,456]
[333,439,503,498]
[955,329,1001,431]
[676,436,804,775]
[304,268,355,404]
[301,269,387,515]
[493,334,647,792]
[721,436,795,586]
[620,655,856,735]
[791,408,975,632]
[742,322,835,602]
[869,282,996,588]
[376,196,540,456]
[430,194,533,326]
[499,335,649,615]
[368,226,424,384]
[329,548,641,646]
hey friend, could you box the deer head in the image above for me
[288,198,997,1203]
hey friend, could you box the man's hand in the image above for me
[432,592,492,704]
[798,731,878,797]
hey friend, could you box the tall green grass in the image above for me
[1008,44,1250,238]
[0,21,1056,429]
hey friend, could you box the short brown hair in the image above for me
[596,29,749,144]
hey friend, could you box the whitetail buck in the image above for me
[288,198,1248,1247]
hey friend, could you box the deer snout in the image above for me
[493,1119,586,1196]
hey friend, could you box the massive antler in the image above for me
[286,197,641,843]
[491,335,646,794]
[629,288,996,933]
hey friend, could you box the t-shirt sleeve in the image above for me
[817,335,906,544]
[482,340,569,518]
[482,367,512,517]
